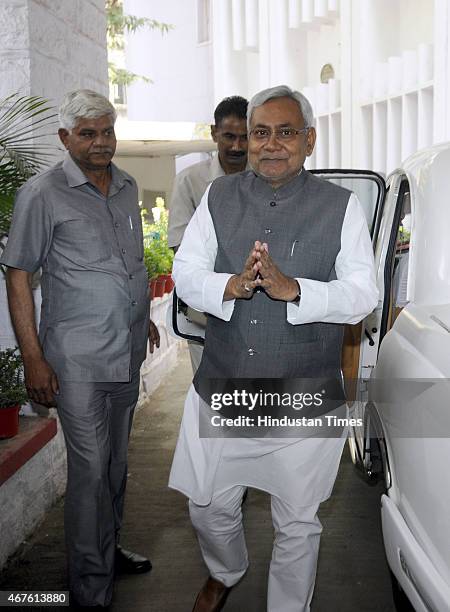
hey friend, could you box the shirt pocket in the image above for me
[55,218,111,264]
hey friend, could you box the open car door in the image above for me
[310,170,387,467]
[171,289,206,344]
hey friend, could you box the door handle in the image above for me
[364,329,375,346]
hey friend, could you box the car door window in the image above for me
[379,178,411,342]
[311,169,385,237]
[311,169,387,399]
[390,192,411,324]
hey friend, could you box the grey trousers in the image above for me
[56,371,140,607]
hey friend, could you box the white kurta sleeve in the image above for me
[172,184,235,321]
[287,193,379,325]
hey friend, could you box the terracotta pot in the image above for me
[0,404,20,439]
[149,279,157,300]
[160,273,175,293]
[154,277,166,298]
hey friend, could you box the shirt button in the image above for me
[131,300,137,306]
[248,348,256,356]
[129,274,134,279]
[122,248,126,254]
[114,222,119,228]
[264,228,272,234]
[250,319,258,325]
[270,201,276,207]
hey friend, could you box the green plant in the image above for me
[142,199,173,279]
[143,236,173,279]
[0,93,57,244]
[143,244,159,280]
[0,347,28,408]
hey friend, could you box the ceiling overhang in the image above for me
[116,139,216,158]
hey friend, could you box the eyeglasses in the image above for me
[249,127,309,142]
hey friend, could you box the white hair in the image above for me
[59,89,117,130]
[247,85,314,130]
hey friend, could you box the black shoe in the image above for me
[115,545,152,574]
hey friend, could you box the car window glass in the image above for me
[389,191,411,326]
[379,178,411,341]
[311,171,385,236]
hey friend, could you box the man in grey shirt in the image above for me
[0,90,159,608]
[168,96,248,372]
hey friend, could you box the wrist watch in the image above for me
[292,280,301,304]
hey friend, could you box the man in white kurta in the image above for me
[169,86,378,612]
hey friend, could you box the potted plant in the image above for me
[144,243,164,298]
[142,200,174,297]
[0,347,28,438]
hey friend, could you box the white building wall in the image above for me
[0,0,108,100]
[115,155,177,206]
[123,0,450,177]
[124,0,214,123]
[0,1,31,96]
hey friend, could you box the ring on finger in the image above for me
[244,283,252,292]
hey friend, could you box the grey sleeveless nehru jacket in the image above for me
[193,169,351,388]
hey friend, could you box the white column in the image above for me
[433,0,447,141]
[288,0,301,28]
[245,0,259,48]
[268,0,293,85]
[418,43,433,84]
[373,102,387,175]
[360,106,373,169]
[302,0,314,23]
[258,0,271,89]
[212,0,243,102]
[328,0,339,15]
[340,0,353,166]
[387,98,402,172]
[314,0,328,19]
[315,116,329,167]
[402,49,418,92]
[231,0,245,51]
[418,88,434,149]
[401,93,418,160]
[329,113,342,167]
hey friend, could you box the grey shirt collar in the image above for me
[62,153,131,191]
